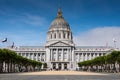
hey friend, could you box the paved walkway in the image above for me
[1,71,119,80]
[1,71,109,75]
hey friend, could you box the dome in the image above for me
[46,8,74,46]
[49,8,70,30]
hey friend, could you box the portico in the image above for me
[47,44,74,70]
[51,62,69,70]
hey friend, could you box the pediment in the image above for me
[50,41,70,47]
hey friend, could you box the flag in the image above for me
[11,42,14,48]
[2,38,7,42]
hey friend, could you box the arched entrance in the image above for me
[64,63,67,70]
[53,63,56,69]
[58,63,62,70]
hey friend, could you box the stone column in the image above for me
[56,63,58,69]
[61,31,63,39]
[32,53,34,60]
[36,53,38,61]
[44,53,46,61]
[49,49,50,61]
[93,53,95,58]
[29,53,31,59]
[51,63,53,70]
[39,53,41,61]
[81,53,83,61]
[97,53,99,57]
[69,49,71,61]
[78,53,80,62]
[71,48,74,62]
[38,53,40,61]
[56,49,57,61]
[62,49,64,61]
[66,49,69,61]
[101,53,103,56]
[51,49,53,61]
[31,53,33,60]
[86,53,88,60]
[62,63,64,70]
[84,53,86,61]
[41,53,42,61]
[79,53,82,62]
[89,53,91,60]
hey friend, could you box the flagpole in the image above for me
[114,40,116,49]
[113,38,117,49]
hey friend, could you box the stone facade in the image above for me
[9,9,113,70]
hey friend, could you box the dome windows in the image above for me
[68,33,69,39]
[54,33,56,39]
[59,33,61,38]
[63,33,65,39]
[50,34,52,39]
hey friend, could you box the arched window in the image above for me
[54,33,56,39]
[51,34,52,39]
[68,33,69,39]
[59,33,61,38]
[63,33,65,39]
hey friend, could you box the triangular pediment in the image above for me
[50,41,71,47]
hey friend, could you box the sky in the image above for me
[0,0,120,49]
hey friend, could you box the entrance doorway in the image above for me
[58,63,62,70]
[53,63,56,69]
[64,63,67,70]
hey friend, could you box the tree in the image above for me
[0,49,42,73]
[78,51,120,73]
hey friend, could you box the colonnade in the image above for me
[75,52,106,62]
[48,31,72,40]
[17,52,46,62]
[49,48,71,61]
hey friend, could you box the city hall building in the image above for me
[10,9,113,70]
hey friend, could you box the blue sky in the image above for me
[0,0,120,48]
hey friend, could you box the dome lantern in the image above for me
[57,8,62,18]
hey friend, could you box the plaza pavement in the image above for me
[15,71,108,75]
[0,71,120,80]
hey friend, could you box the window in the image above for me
[54,33,56,38]
[63,33,65,38]
[76,53,78,55]
[51,34,52,39]
[34,53,36,56]
[26,53,28,56]
[68,33,69,39]
[59,33,61,38]
[38,53,40,56]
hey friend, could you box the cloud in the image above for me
[73,27,120,49]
